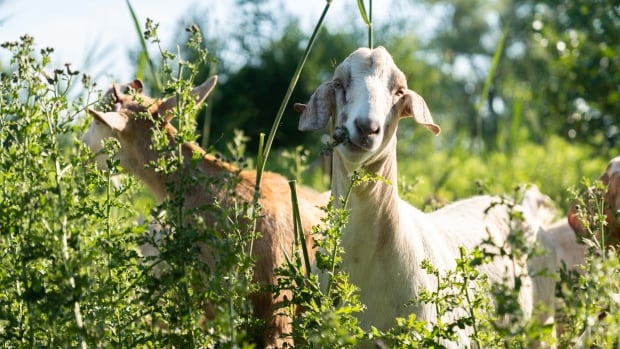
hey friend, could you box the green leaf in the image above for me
[356,0,370,25]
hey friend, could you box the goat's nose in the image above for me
[355,118,381,136]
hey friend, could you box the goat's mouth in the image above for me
[347,134,380,153]
[326,125,379,155]
[342,141,365,154]
[346,139,370,152]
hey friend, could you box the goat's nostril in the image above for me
[355,118,381,136]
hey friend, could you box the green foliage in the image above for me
[527,0,620,149]
[0,34,146,347]
[277,194,365,347]
[376,0,620,154]
[0,29,260,348]
[397,130,606,212]
[556,181,620,347]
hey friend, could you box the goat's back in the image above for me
[429,195,556,324]
[427,195,512,249]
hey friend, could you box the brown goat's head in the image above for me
[83,76,218,171]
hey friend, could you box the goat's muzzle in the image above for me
[347,117,381,151]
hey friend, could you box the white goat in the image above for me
[297,46,556,347]
[83,76,325,348]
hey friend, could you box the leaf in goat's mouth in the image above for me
[321,126,350,156]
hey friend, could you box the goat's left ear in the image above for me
[88,109,128,132]
[158,75,218,113]
[400,89,441,136]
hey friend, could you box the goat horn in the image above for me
[112,84,123,102]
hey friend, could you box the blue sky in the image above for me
[0,1,391,88]
[2,1,192,84]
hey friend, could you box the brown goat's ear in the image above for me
[158,75,218,114]
[293,103,306,113]
[88,109,128,132]
[400,89,441,136]
[128,79,143,92]
[567,203,586,237]
[298,81,334,131]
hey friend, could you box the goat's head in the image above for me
[83,76,218,170]
[296,46,440,168]
[568,156,620,246]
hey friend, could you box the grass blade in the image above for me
[357,0,370,24]
[253,1,332,201]
[357,0,373,48]
[125,0,161,90]
[475,27,508,148]
[289,180,312,276]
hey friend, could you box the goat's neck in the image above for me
[127,129,238,203]
[332,138,400,241]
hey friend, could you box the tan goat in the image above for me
[84,76,325,348]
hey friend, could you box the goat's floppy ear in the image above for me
[400,89,441,136]
[567,203,585,237]
[159,75,218,113]
[88,109,128,132]
[128,79,143,92]
[298,81,335,131]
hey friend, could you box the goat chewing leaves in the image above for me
[321,126,350,156]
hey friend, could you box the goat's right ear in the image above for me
[158,75,218,113]
[298,81,334,131]
[400,89,441,136]
[88,109,128,132]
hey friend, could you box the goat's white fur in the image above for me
[298,46,556,347]
[521,185,588,270]
[83,77,325,348]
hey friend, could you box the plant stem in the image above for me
[126,0,162,90]
[475,27,507,151]
[289,180,312,276]
[325,171,356,294]
[253,1,331,198]
[368,0,373,48]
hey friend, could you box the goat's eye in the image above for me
[395,88,406,97]
[333,80,343,89]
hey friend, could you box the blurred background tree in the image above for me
[525,0,620,149]
[403,0,620,152]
